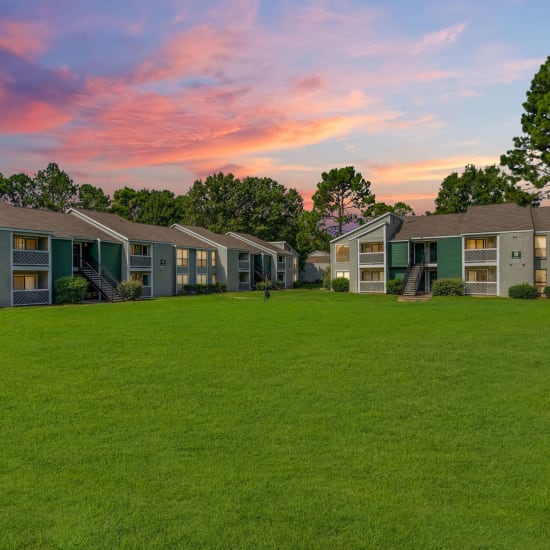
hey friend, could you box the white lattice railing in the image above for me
[464,249,497,263]
[13,250,49,266]
[359,281,385,293]
[464,282,497,295]
[359,252,384,265]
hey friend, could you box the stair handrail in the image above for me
[81,259,121,300]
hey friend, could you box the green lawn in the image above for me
[1,291,549,548]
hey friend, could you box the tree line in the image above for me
[2,55,550,254]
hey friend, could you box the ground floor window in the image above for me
[466,268,496,282]
[335,271,350,279]
[211,274,217,285]
[277,272,285,283]
[360,269,383,281]
[13,274,37,290]
[197,273,207,285]
[130,272,150,286]
[177,273,189,291]
[535,269,547,291]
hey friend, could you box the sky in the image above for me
[0,0,548,213]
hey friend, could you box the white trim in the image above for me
[330,213,398,243]
[172,224,228,251]
[68,209,128,243]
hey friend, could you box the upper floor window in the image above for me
[277,255,285,264]
[360,242,384,253]
[210,251,217,267]
[197,250,207,267]
[335,245,350,262]
[176,248,188,267]
[535,235,547,258]
[465,237,496,250]
[130,244,150,256]
[14,237,37,250]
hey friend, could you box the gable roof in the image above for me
[0,202,116,241]
[174,224,266,253]
[330,212,400,243]
[226,232,293,256]
[70,209,213,249]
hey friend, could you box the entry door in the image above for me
[414,243,425,263]
[73,242,82,270]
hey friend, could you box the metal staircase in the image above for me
[402,258,425,297]
[80,260,123,302]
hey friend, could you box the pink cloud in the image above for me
[0,19,50,59]
[412,22,468,54]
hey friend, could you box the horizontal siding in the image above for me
[389,242,408,267]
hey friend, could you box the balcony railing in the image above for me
[464,282,497,295]
[142,286,152,298]
[239,260,250,270]
[13,289,50,306]
[13,250,49,266]
[130,255,152,268]
[238,282,250,290]
[359,252,384,265]
[464,249,497,263]
[277,262,285,271]
[359,281,385,293]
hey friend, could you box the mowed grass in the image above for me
[1,291,549,548]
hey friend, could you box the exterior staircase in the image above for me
[80,260,123,302]
[402,264,424,296]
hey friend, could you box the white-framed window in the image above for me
[361,269,383,281]
[13,274,37,290]
[177,248,188,267]
[335,271,350,279]
[360,242,384,253]
[210,251,216,267]
[130,244,150,256]
[535,269,547,291]
[335,245,350,262]
[197,273,207,285]
[177,273,189,292]
[535,235,547,259]
[277,254,285,264]
[14,237,38,250]
[465,237,496,250]
[211,274,217,285]
[197,250,207,268]
[466,268,496,282]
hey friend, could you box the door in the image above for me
[414,242,425,263]
[73,242,82,270]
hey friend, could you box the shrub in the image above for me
[183,284,198,294]
[215,282,226,293]
[386,278,403,295]
[292,281,302,289]
[322,268,331,289]
[116,281,143,301]
[256,281,273,291]
[331,277,349,292]
[508,283,538,299]
[432,278,464,296]
[54,276,89,304]
[544,286,550,298]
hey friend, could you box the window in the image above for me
[197,250,207,268]
[177,248,188,267]
[335,245,350,262]
[211,274,217,285]
[466,268,496,282]
[177,273,189,291]
[535,235,547,258]
[535,269,547,291]
[14,237,37,250]
[210,251,216,267]
[361,270,383,281]
[335,271,350,279]
[130,272,150,286]
[277,255,285,264]
[197,273,207,285]
[13,275,37,290]
[465,237,496,249]
[130,244,150,256]
[360,242,384,253]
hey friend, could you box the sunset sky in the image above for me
[0,0,548,212]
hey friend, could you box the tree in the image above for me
[1,173,38,207]
[363,201,415,219]
[501,56,550,196]
[295,210,331,259]
[434,164,536,214]
[34,163,78,212]
[77,184,111,212]
[312,166,374,236]
[135,189,183,226]
[111,187,143,221]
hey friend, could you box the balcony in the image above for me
[142,286,152,298]
[238,260,250,270]
[238,282,250,291]
[13,289,50,306]
[277,262,286,271]
[130,255,152,268]
[464,282,497,295]
[464,249,497,263]
[13,250,49,266]
[359,281,385,293]
[359,252,384,265]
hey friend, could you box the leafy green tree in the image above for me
[111,187,143,220]
[77,184,111,211]
[1,173,38,207]
[434,164,536,214]
[363,201,415,219]
[135,189,183,226]
[312,166,374,236]
[501,56,550,196]
[295,210,331,254]
[35,163,78,212]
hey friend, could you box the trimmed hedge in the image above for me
[116,281,143,301]
[386,278,403,295]
[508,283,538,299]
[432,278,464,296]
[54,276,89,304]
[331,277,349,292]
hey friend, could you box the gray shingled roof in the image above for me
[530,206,550,231]
[227,232,293,255]
[392,204,535,240]
[72,210,214,249]
[176,225,266,253]
[0,202,116,241]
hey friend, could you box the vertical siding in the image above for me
[153,242,175,296]
[437,237,462,278]
[101,241,122,281]
[51,239,73,282]
[0,230,11,307]
[389,242,408,268]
